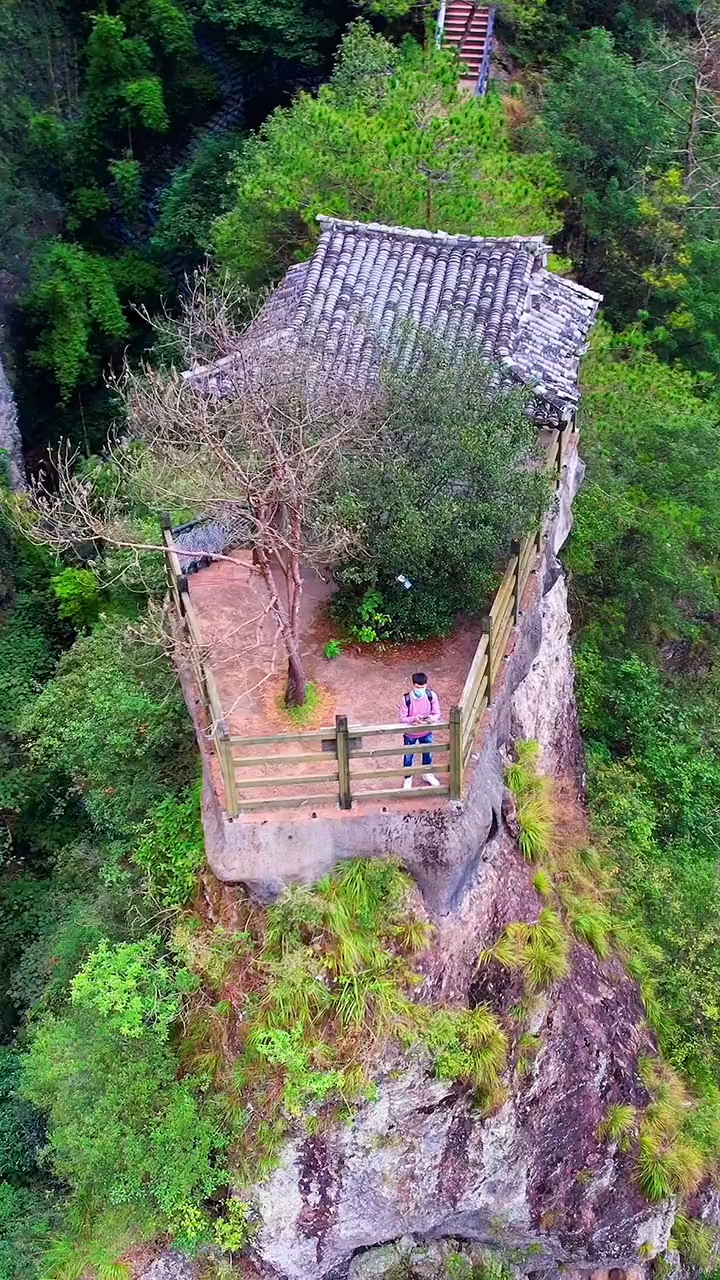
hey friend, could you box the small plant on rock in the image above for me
[596,1102,636,1152]
[505,740,553,861]
[671,1214,717,1271]
[562,892,613,959]
[425,1005,508,1108]
[635,1058,706,1201]
[481,908,569,992]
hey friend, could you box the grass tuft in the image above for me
[532,868,554,899]
[481,908,569,992]
[596,1102,636,1152]
[672,1214,717,1271]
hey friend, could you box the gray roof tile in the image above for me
[186,216,602,413]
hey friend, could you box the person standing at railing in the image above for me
[399,673,441,790]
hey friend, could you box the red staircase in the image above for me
[437,2,496,96]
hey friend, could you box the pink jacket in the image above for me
[398,689,441,728]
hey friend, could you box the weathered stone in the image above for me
[248,910,671,1280]
[0,355,25,491]
[138,1252,197,1280]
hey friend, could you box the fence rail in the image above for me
[162,425,570,818]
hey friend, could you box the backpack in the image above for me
[404,689,435,715]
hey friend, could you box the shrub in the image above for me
[505,741,553,861]
[22,1001,226,1234]
[563,895,613,959]
[71,936,198,1040]
[672,1214,717,1271]
[24,620,196,840]
[532,869,554,899]
[516,798,553,862]
[134,786,204,907]
[50,567,101,629]
[334,338,548,641]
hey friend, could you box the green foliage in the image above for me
[538,29,678,315]
[152,131,245,267]
[568,324,720,651]
[570,324,720,1093]
[123,75,170,133]
[24,619,196,840]
[324,638,343,659]
[596,1102,636,1152]
[108,159,142,219]
[213,1198,254,1253]
[280,680,321,725]
[671,1214,717,1271]
[24,241,128,400]
[562,894,612,959]
[505,741,553,861]
[345,589,393,645]
[0,1050,43,1185]
[516,798,553,862]
[214,23,564,286]
[334,337,548,640]
[71,936,197,1039]
[425,1007,507,1106]
[196,0,340,63]
[532,869,553,899]
[50,568,101,630]
[482,909,569,992]
[35,1203,156,1280]
[134,786,204,907]
[22,1003,225,1237]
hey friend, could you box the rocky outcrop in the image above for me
[161,431,685,1280]
[198,436,586,911]
[242,435,677,1279]
[0,355,25,490]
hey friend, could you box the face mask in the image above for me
[413,688,425,698]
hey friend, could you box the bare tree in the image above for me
[17,274,379,706]
[647,1,720,222]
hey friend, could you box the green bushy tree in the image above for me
[214,22,564,286]
[570,323,720,1089]
[23,619,196,840]
[22,996,225,1240]
[334,338,549,639]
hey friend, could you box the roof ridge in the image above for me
[315,214,550,253]
[537,268,604,303]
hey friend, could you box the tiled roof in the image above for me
[188,216,602,414]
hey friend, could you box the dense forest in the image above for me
[2,0,720,1273]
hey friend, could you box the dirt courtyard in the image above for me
[187,553,486,813]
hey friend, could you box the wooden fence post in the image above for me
[556,426,564,488]
[177,572,189,616]
[335,715,352,810]
[482,615,494,705]
[511,538,521,625]
[216,720,239,818]
[449,705,462,800]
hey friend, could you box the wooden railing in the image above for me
[162,427,569,818]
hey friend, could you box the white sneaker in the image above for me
[423,774,441,787]
[403,776,413,790]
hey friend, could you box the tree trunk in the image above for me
[253,543,307,707]
[285,651,306,707]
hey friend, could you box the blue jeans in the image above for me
[404,732,433,769]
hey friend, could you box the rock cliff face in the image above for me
[245,554,675,1280]
[162,435,683,1280]
[0,355,26,490]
